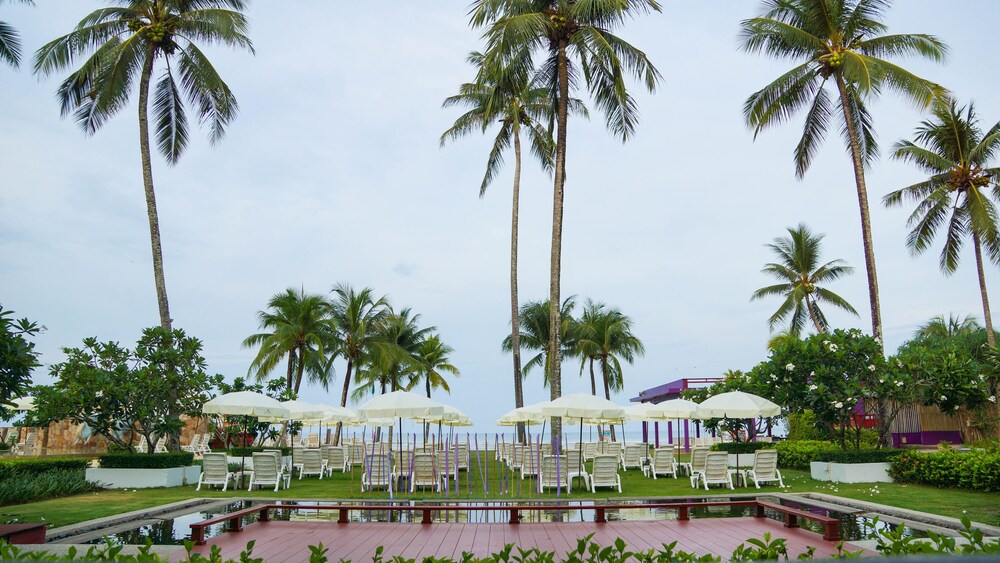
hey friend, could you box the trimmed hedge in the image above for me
[0,470,100,506]
[774,440,839,470]
[889,449,1000,492]
[226,446,292,457]
[0,457,91,479]
[814,449,902,464]
[712,442,774,454]
[98,452,194,469]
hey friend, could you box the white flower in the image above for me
[896,360,903,368]
[896,381,905,387]
[879,379,885,384]
[785,363,795,372]
[867,365,876,372]
[810,371,816,376]
[770,374,778,381]
[808,384,818,392]
[940,395,948,402]
[833,401,844,409]
[989,396,997,404]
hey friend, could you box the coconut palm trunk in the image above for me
[137,50,171,331]
[972,234,996,347]
[547,40,569,447]
[804,293,825,334]
[588,357,597,396]
[600,356,616,441]
[511,130,526,444]
[835,76,882,344]
[334,357,353,445]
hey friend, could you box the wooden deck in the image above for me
[180,519,860,561]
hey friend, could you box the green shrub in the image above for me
[814,449,901,464]
[787,410,825,441]
[98,452,194,469]
[774,440,839,470]
[890,449,1000,492]
[226,446,292,457]
[711,442,774,454]
[0,457,91,479]
[0,470,100,506]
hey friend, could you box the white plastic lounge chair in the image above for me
[248,452,290,491]
[133,435,149,454]
[197,434,214,455]
[299,449,324,479]
[622,445,643,471]
[307,434,320,448]
[13,432,36,455]
[454,444,469,472]
[511,445,526,470]
[681,447,710,483]
[197,453,234,491]
[520,447,540,479]
[392,450,414,484]
[567,448,590,489]
[603,441,622,458]
[262,449,287,475]
[501,442,513,464]
[326,446,348,475]
[649,448,679,479]
[181,433,202,453]
[590,454,621,493]
[411,452,439,492]
[437,451,458,483]
[349,443,365,466]
[695,451,734,490]
[540,455,570,493]
[583,442,598,461]
[744,450,783,489]
[153,436,168,453]
[291,447,305,476]
[362,453,392,492]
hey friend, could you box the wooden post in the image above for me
[259,507,270,522]
[509,508,519,524]
[421,508,432,524]
[678,506,689,521]
[338,508,349,524]
[594,508,606,523]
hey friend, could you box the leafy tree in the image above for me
[914,314,982,340]
[352,307,432,401]
[750,224,858,335]
[883,98,1000,347]
[441,49,571,443]
[740,0,948,344]
[407,334,460,400]
[0,306,41,421]
[0,0,33,68]
[208,375,291,448]
[471,0,661,442]
[329,283,390,445]
[242,288,337,396]
[502,297,578,389]
[33,1,254,330]
[32,327,213,453]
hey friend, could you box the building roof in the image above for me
[630,377,722,404]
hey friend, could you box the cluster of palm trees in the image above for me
[501,298,644,439]
[242,284,459,445]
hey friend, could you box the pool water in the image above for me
[82,497,924,546]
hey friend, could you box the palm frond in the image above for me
[153,63,189,164]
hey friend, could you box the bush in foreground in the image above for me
[0,470,100,506]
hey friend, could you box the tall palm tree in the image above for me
[471,0,661,442]
[407,334,460,400]
[751,224,858,335]
[576,300,644,440]
[914,313,982,340]
[501,297,577,389]
[883,98,1000,347]
[34,1,253,330]
[242,288,336,396]
[0,0,33,68]
[329,283,390,444]
[355,308,434,398]
[440,50,560,443]
[740,0,947,344]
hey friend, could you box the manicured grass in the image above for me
[3,457,999,529]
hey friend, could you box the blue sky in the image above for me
[2,1,998,434]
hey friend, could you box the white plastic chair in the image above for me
[411,452,439,492]
[362,453,392,492]
[590,454,621,493]
[621,444,643,471]
[566,448,590,489]
[248,452,290,491]
[197,453,234,491]
[744,450,784,489]
[649,448,678,479]
[540,454,570,493]
[695,451,734,490]
[299,449,324,479]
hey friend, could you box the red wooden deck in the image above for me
[180,519,860,561]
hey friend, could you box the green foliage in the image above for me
[867,515,1000,556]
[98,452,194,469]
[775,440,839,470]
[787,411,825,442]
[894,328,997,415]
[730,533,792,561]
[712,443,775,455]
[813,450,901,464]
[0,470,99,506]
[890,449,1000,492]
[32,327,214,453]
[0,457,90,479]
[0,305,41,421]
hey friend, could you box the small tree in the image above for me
[32,327,212,453]
[0,306,41,421]
[208,375,293,448]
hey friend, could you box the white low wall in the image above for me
[86,465,201,489]
[810,461,893,483]
[226,455,291,470]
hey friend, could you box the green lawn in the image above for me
[3,462,999,530]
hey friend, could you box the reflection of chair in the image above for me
[325,446,348,475]
[695,451,734,490]
[197,453,233,491]
[411,453,438,492]
[622,445,643,471]
[362,454,392,492]
[590,454,621,493]
[249,452,290,491]
[648,448,678,479]
[744,450,783,489]
[566,449,590,489]
[540,455,569,493]
[300,449,324,479]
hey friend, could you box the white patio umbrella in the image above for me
[355,390,445,419]
[202,392,290,472]
[627,399,699,448]
[540,393,626,487]
[694,391,781,469]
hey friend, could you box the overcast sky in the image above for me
[2,1,998,435]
